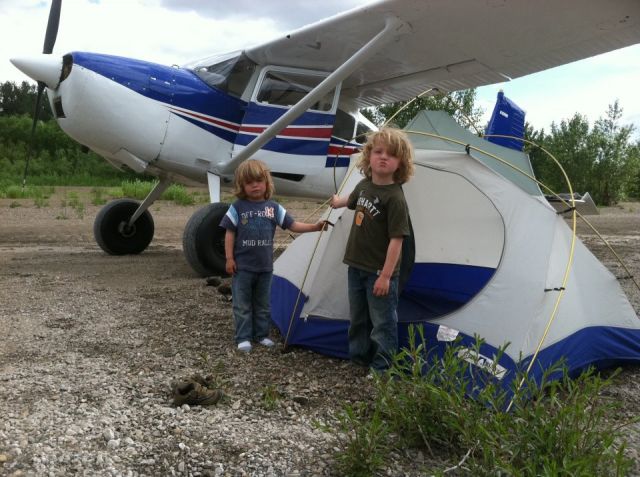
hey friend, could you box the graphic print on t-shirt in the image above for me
[239,206,277,247]
[355,191,381,226]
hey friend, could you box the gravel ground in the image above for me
[1,189,639,476]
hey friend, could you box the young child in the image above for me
[220,159,326,353]
[330,127,414,373]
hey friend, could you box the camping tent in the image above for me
[271,112,640,388]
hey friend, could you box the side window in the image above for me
[192,54,256,99]
[256,69,336,112]
[332,109,356,140]
[355,121,373,144]
[224,57,257,98]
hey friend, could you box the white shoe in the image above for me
[258,338,275,348]
[237,341,252,352]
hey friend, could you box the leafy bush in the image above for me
[331,326,634,476]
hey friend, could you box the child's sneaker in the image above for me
[258,337,275,347]
[237,341,252,352]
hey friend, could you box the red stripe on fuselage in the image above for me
[169,107,241,132]
[239,125,333,139]
[328,144,359,156]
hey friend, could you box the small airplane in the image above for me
[10,0,640,277]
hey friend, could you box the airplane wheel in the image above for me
[183,202,229,277]
[94,199,155,255]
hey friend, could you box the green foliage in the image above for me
[471,368,632,477]
[0,112,138,186]
[0,184,54,199]
[90,188,107,206]
[527,101,637,206]
[120,179,154,199]
[624,142,640,199]
[260,384,282,411]
[33,196,49,208]
[334,403,391,477]
[0,81,52,120]
[362,89,483,131]
[331,326,634,476]
[162,184,196,205]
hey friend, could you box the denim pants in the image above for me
[347,266,399,371]
[231,270,272,343]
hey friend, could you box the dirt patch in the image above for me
[1,188,639,475]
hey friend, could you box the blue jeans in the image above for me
[347,266,399,371]
[231,270,272,343]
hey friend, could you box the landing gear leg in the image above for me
[94,178,171,255]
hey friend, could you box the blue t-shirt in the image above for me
[219,199,294,272]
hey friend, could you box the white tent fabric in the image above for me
[271,130,640,387]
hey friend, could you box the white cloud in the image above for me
[1,0,373,84]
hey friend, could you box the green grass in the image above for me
[0,184,55,199]
[108,180,206,205]
[330,326,635,476]
[261,384,282,411]
[1,180,209,207]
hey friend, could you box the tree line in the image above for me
[2,80,639,204]
[363,92,640,206]
[0,81,137,186]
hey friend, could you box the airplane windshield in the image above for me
[189,53,257,98]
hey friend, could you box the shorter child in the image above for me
[330,127,414,373]
[220,159,326,352]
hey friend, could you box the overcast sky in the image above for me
[1,0,639,137]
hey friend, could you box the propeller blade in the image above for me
[23,0,61,189]
[43,0,62,54]
[23,82,47,189]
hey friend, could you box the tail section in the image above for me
[484,91,525,151]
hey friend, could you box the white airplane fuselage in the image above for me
[46,52,365,198]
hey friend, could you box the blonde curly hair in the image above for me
[233,159,275,200]
[358,127,414,184]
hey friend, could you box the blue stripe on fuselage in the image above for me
[70,52,347,164]
[71,51,245,124]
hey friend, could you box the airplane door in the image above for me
[232,67,340,182]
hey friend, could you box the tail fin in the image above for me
[484,91,525,151]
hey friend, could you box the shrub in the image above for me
[331,327,634,476]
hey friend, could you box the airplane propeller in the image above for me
[23,0,62,189]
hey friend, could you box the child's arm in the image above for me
[224,229,236,275]
[330,194,349,209]
[288,220,327,234]
[373,237,404,297]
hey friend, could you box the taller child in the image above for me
[220,159,326,353]
[330,128,414,373]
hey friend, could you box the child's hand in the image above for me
[225,258,236,275]
[373,275,390,296]
[315,220,330,232]
[330,194,341,208]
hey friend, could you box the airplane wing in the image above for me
[245,0,640,108]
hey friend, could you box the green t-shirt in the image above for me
[343,179,410,276]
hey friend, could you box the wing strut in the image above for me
[214,16,409,176]
[127,177,171,226]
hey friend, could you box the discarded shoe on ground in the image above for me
[205,276,222,287]
[171,376,224,407]
[217,283,232,297]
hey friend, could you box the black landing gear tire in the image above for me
[94,199,155,255]
[182,202,229,277]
